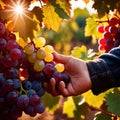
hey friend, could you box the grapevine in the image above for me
[97,16,120,52]
[0,20,70,120]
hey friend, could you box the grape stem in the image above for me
[90,105,118,120]
[20,83,28,95]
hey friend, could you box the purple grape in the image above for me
[37,88,45,97]
[17,95,29,109]
[10,48,22,60]
[32,80,42,91]
[34,103,45,114]
[0,73,6,86]
[61,72,71,85]
[0,38,7,51]
[29,94,40,106]
[43,63,56,76]
[2,55,13,68]
[28,89,36,96]
[22,80,32,90]
[24,105,35,116]
[0,22,5,35]
[7,91,18,104]
[0,97,5,108]
[2,79,14,94]
[12,78,21,89]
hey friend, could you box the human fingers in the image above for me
[53,51,69,64]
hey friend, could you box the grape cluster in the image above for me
[23,37,71,91]
[97,17,120,52]
[0,20,70,120]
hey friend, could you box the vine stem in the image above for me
[89,105,118,119]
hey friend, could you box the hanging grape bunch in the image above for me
[97,16,120,52]
[0,20,70,120]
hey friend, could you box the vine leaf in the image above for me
[31,6,44,27]
[73,96,89,120]
[42,4,62,31]
[85,16,102,40]
[105,88,120,116]
[55,0,71,18]
[42,92,59,112]
[82,90,105,108]
[71,45,95,60]
[95,113,111,120]
[63,97,76,118]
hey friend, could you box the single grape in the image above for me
[36,48,46,60]
[104,25,110,32]
[44,45,54,53]
[97,25,104,33]
[61,72,70,85]
[29,94,40,106]
[0,73,6,86]
[43,63,56,76]
[2,79,14,94]
[44,53,54,62]
[34,103,45,114]
[98,38,106,45]
[98,44,105,51]
[0,97,5,108]
[17,95,29,109]
[37,88,45,97]
[0,22,5,35]
[12,78,21,89]
[109,25,118,35]
[55,63,65,72]
[0,38,7,51]
[35,37,46,48]
[33,60,45,72]
[32,80,42,91]
[22,80,32,90]
[2,55,13,68]
[6,40,19,52]
[103,31,113,40]
[7,91,18,104]
[24,105,35,117]
[28,52,36,63]
[28,89,36,96]
[109,17,119,26]
[10,48,22,60]
[24,44,35,55]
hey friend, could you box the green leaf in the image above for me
[42,4,62,31]
[56,0,71,18]
[42,92,60,111]
[95,113,111,120]
[71,45,95,60]
[105,88,120,116]
[73,96,89,120]
[50,0,70,19]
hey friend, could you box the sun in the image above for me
[14,4,24,15]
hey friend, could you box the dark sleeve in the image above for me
[87,47,120,95]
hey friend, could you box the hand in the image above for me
[44,52,92,97]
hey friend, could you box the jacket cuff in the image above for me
[86,59,116,95]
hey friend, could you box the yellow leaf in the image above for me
[82,90,105,107]
[42,5,62,31]
[63,97,76,118]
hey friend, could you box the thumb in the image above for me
[53,51,69,64]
